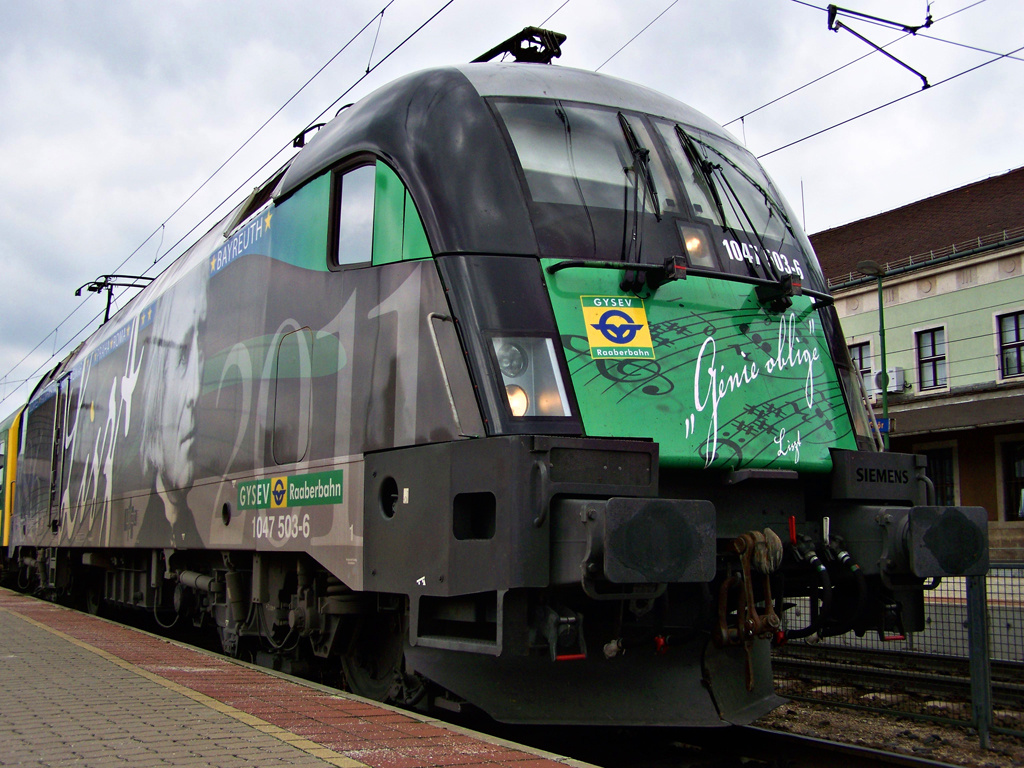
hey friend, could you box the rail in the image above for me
[773,564,1024,742]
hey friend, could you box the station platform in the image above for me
[0,588,590,768]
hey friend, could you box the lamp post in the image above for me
[856,260,888,449]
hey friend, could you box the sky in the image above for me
[1,0,1022,413]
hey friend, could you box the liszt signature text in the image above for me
[694,314,819,467]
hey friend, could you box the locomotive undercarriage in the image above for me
[3,439,987,726]
[359,437,988,723]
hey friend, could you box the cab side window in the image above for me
[328,159,432,267]
[333,164,376,266]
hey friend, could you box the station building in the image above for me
[812,166,1024,562]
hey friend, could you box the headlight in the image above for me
[491,336,571,418]
[678,223,715,269]
[505,385,529,417]
[495,341,529,377]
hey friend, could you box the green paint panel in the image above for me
[267,174,331,271]
[202,331,345,394]
[402,191,432,261]
[372,162,433,265]
[373,162,406,265]
[543,260,857,471]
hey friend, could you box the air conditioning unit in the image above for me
[874,367,905,393]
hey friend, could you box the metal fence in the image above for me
[772,564,1024,744]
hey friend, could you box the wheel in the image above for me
[84,580,106,616]
[341,613,405,701]
[77,569,106,616]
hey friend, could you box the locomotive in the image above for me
[1,29,988,726]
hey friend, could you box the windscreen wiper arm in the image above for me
[690,134,798,243]
[677,127,782,282]
[547,257,683,292]
[618,113,661,221]
[545,259,833,308]
[675,126,734,238]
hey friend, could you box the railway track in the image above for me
[706,726,972,768]
[479,722,973,768]
[773,644,1024,709]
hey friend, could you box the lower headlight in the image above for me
[505,384,529,417]
[491,336,571,418]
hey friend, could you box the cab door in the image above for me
[47,375,72,534]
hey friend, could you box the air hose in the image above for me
[819,538,867,637]
[783,536,833,641]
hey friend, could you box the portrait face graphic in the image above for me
[158,310,201,489]
[141,267,208,494]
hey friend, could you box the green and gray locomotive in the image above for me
[3,34,988,726]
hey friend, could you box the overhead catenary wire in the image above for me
[2,307,108,407]
[727,0,993,128]
[757,40,1024,160]
[148,0,459,279]
[917,30,1024,63]
[121,1,398,282]
[539,0,573,28]
[0,2,396,409]
[125,0,458,283]
[297,0,456,138]
[0,0,456,414]
[594,0,679,72]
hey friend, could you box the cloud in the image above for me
[1,0,1021,410]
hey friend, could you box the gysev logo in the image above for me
[271,477,288,508]
[237,470,345,510]
[581,296,655,359]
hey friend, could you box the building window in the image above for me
[916,328,947,391]
[920,447,956,506]
[848,341,872,393]
[1003,440,1024,521]
[998,311,1024,379]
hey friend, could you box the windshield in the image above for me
[661,125,790,242]
[492,98,825,293]
[493,100,681,265]
[496,102,675,214]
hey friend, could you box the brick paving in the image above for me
[0,588,587,768]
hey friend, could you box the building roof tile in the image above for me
[810,165,1024,283]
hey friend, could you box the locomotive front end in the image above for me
[359,63,987,725]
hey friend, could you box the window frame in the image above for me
[995,433,1024,522]
[996,308,1024,382]
[847,339,873,396]
[327,158,378,271]
[912,440,960,507]
[915,325,949,393]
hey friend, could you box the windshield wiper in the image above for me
[545,259,833,309]
[676,127,782,283]
[547,257,681,282]
[618,113,661,221]
[674,126,735,240]
[617,113,663,293]
[556,106,599,258]
[689,134,799,243]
